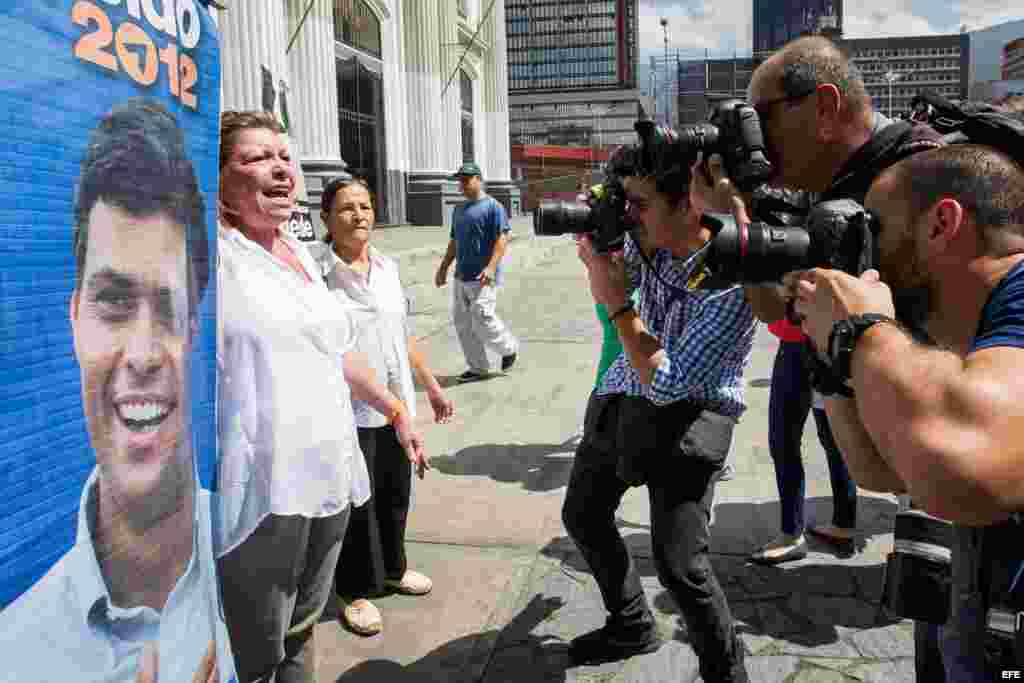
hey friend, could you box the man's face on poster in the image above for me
[70,200,192,510]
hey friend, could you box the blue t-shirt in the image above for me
[451,195,510,283]
[942,258,1024,680]
[971,259,1024,352]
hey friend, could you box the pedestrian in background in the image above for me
[750,319,858,564]
[216,111,424,682]
[435,161,518,383]
[318,175,453,637]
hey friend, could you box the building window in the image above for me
[334,0,381,59]
[460,70,474,163]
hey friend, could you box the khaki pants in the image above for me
[452,279,517,373]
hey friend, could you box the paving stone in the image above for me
[786,594,880,630]
[745,656,801,682]
[850,621,915,658]
[771,625,864,659]
[845,658,916,683]
[791,661,860,682]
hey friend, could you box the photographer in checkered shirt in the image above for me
[561,155,757,682]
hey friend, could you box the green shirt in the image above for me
[594,290,639,388]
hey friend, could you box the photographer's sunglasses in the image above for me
[754,89,816,122]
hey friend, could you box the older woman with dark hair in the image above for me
[215,111,427,683]
[316,175,452,636]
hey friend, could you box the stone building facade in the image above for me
[215,0,519,229]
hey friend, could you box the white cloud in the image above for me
[636,0,1023,57]
[637,0,751,57]
[951,2,1024,33]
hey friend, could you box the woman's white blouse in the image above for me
[215,225,371,556]
[318,245,417,430]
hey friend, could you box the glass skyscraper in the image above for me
[753,0,843,55]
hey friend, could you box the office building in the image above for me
[753,0,842,55]
[506,0,645,148]
[677,55,756,126]
[840,34,970,116]
[1004,38,1024,80]
[217,0,519,229]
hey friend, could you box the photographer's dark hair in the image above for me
[320,174,374,243]
[652,164,691,209]
[778,36,870,119]
[73,98,209,313]
[894,145,1024,249]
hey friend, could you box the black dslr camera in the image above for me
[533,99,774,252]
[634,98,774,192]
[692,199,881,286]
[531,145,639,254]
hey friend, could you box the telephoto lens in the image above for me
[533,201,592,237]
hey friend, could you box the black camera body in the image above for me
[634,99,774,192]
[694,199,881,286]
[533,99,774,251]
[531,145,639,254]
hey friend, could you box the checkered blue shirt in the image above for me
[596,234,757,418]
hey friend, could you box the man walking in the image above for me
[435,161,519,382]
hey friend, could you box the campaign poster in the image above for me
[0,3,234,681]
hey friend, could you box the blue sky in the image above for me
[636,0,1023,61]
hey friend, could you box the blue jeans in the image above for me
[768,340,857,536]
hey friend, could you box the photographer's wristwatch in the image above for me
[828,314,901,384]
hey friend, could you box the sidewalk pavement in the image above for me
[313,229,913,683]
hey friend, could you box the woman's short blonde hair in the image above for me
[219,110,285,168]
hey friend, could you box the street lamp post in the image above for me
[660,18,670,126]
[885,70,901,119]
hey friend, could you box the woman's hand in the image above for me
[392,406,430,478]
[427,388,454,424]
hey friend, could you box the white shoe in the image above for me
[385,570,433,596]
[342,598,382,636]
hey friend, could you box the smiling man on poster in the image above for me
[0,98,231,683]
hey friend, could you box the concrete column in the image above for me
[403,0,463,226]
[438,0,463,174]
[482,0,512,182]
[219,1,289,116]
[403,0,444,172]
[285,0,347,209]
[481,0,520,215]
[382,0,409,224]
[286,0,340,162]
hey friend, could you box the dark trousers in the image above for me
[768,340,857,535]
[561,393,747,682]
[335,425,412,597]
[218,509,350,683]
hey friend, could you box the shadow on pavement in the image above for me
[539,496,901,653]
[430,442,576,493]
[334,595,570,683]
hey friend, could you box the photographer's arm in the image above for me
[795,268,1024,525]
[743,285,787,323]
[611,309,666,386]
[822,396,907,494]
[850,327,1024,525]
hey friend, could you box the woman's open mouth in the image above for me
[115,398,174,432]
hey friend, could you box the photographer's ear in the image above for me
[927,198,965,253]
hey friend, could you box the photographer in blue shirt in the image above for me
[562,152,756,680]
[791,144,1024,680]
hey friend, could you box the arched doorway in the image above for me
[334,0,390,222]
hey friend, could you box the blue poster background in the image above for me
[0,3,227,677]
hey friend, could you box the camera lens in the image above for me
[533,201,592,236]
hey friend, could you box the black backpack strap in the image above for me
[822,121,943,203]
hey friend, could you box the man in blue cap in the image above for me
[434,161,519,382]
